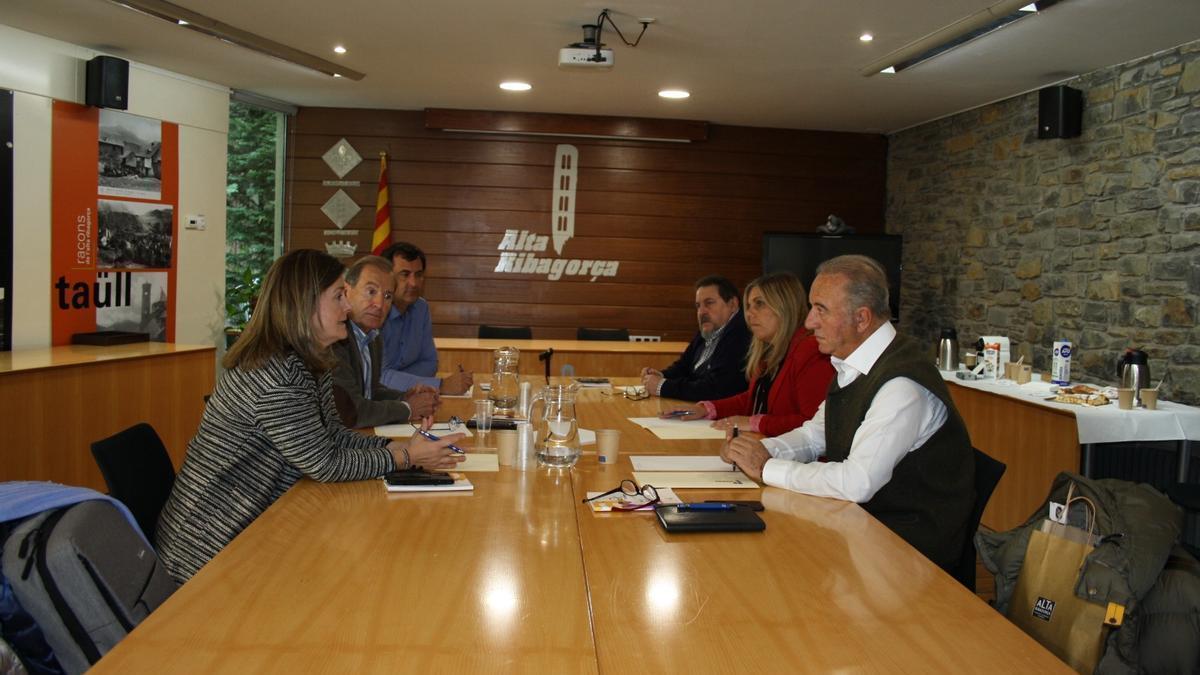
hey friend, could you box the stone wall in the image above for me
[888,41,1200,405]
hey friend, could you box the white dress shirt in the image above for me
[760,322,947,502]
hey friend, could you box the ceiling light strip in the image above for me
[110,0,365,80]
[859,0,1043,76]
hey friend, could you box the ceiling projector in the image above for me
[559,22,613,67]
[558,47,614,67]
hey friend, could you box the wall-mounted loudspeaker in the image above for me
[85,56,129,110]
[1037,85,1082,139]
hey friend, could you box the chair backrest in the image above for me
[478,325,532,340]
[576,327,630,342]
[89,423,176,545]
[954,447,1007,591]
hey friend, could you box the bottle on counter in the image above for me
[1052,339,1072,385]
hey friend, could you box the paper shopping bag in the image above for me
[1006,520,1109,674]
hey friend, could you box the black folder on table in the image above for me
[654,505,766,533]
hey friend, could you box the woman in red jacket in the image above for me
[666,272,834,437]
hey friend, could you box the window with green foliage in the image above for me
[225,100,284,331]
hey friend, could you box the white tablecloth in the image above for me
[941,371,1200,445]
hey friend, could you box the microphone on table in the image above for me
[538,348,554,384]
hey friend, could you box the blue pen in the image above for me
[414,428,466,454]
[662,409,692,418]
[676,503,736,511]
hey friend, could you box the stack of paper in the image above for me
[383,474,474,493]
[627,418,727,440]
[630,455,759,489]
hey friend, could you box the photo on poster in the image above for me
[98,109,162,199]
[95,271,168,341]
[97,199,173,269]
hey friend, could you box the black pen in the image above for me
[731,424,741,472]
[414,428,466,454]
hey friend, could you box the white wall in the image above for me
[1,23,229,349]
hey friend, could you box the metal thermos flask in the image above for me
[937,328,959,371]
[1117,348,1151,406]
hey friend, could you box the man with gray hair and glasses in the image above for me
[724,255,975,572]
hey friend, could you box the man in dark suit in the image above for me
[331,256,439,427]
[640,276,752,402]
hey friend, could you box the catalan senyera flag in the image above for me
[371,152,392,255]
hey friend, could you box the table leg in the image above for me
[1081,443,1094,478]
[1180,440,1193,483]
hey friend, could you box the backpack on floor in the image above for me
[1,501,177,674]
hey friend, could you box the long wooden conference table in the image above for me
[92,382,1068,673]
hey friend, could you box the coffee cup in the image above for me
[596,429,620,464]
[1117,388,1134,410]
[964,352,978,368]
[1140,388,1158,410]
[496,430,518,466]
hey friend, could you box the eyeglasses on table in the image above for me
[581,479,660,511]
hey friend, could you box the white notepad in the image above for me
[450,453,500,472]
[630,455,737,472]
[627,418,727,440]
[383,475,474,492]
[632,471,758,489]
[374,424,474,438]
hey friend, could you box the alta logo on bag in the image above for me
[1033,596,1056,622]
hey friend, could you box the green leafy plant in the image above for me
[225,102,279,330]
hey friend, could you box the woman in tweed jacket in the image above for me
[156,249,464,583]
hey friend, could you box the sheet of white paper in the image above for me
[630,455,736,472]
[627,417,727,440]
[451,453,499,472]
[633,471,759,489]
[373,424,474,438]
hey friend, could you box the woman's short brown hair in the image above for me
[223,249,346,373]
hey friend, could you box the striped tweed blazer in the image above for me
[156,351,395,583]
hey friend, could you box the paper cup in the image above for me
[1117,388,1134,410]
[496,430,518,466]
[596,429,620,464]
[1140,388,1158,410]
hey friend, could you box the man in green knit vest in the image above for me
[724,255,975,572]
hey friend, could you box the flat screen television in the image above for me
[762,233,903,322]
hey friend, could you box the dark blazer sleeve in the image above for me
[659,320,751,402]
[330,332,412,428]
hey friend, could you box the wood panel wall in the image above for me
[287,109,886,341]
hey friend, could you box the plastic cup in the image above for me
[1117,388,1134,410]
[474,399,494,432]
[1140,388,1158,410]
[596,429,620,464]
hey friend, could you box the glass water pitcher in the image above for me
[489,346,521,415]
[529,384,581,468]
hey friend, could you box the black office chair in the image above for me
[90,423,177,545]
[576,327,629,342]
[478,325,532,340]
[953,448,1007,591]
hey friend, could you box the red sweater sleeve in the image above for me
[709,380,753,418]
[757,333,835,437]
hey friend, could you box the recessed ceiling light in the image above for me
[860,33,874,42]
[333,45,347,54]
[177,19,188,25]
[333,73,343,78]
[1018,3,1038,11]
[879,66,896,74]
[499,81,532,91]
[658,89,690,99]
